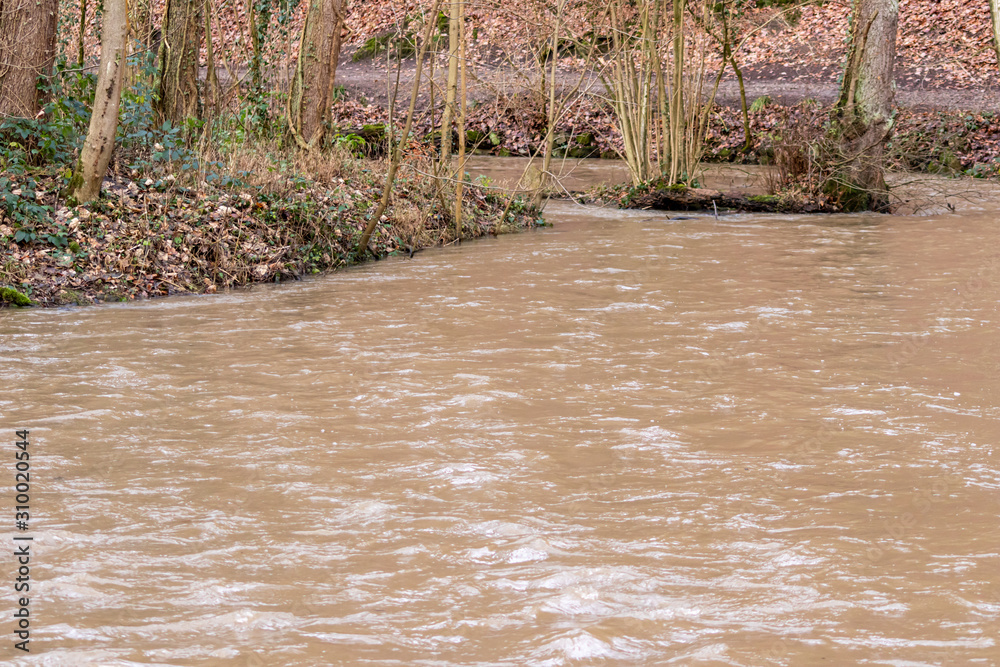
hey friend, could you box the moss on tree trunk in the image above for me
[156,0,203,125]
[288,0,345,148]
[829,0,899,212]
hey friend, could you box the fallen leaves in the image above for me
[1,158,540,308]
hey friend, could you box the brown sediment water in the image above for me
[2,161,1000,664]
[462,156,768,194]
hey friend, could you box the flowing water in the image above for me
[3,164,1000,665]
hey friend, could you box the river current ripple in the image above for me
[2,200,999,665]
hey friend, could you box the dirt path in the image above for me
[331,47,1000,113]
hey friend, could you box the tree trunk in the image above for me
[532,0,565,208]
[0,0,58,119]
[156,0,202,124]
[288,0,345,148]
[67,0,128,205]
[203,0,219,116]
[249,0,269,100]
[730,55,751,151]
[454,0,466,236]
[990,0,1000,69]
[77,0,88,69]
[831,0,898,211]
[669,0,685,184]
[439,0,460,168]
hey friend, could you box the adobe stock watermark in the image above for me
[12,429,33,653]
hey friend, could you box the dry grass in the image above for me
[211,139,375,194]
[389,199,437,247]
[0,257,27,285]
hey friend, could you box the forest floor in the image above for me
[0,148,542,309]
[329,0,1000,111]
[326,44,1000,179]
[322,0,1000,173]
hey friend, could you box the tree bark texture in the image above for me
[990,0,1000,69]
[67,0,128,204]
[439,0,460,167]
[832,0,898,211]
[533,0,564,208]
[157,0,202,124]
[0,0,58,119]
[288,0,345,147]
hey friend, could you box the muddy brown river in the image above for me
[3,168,1000,664]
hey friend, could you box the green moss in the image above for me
[566,146,596,158]
[59,290,90,306]
[352,34,417,62]
[352,36,391,62]
[748,194,779,204]
[750,95,772,114]
[0,286,32,306]
[823,178,872,212]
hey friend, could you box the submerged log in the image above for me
[628,186,839,213]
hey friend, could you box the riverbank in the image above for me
[0,151,540,308]
[6,91,994,310]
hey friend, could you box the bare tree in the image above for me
[830,0,898,211]
[0,0,58,119]
[603,0,720,186]
[67,0,128,204]
[203,0,220,116]
[288,0,346,148]
[439,0,461,168]
[532,0,567,208]
[156,0,202,124]
[358,0,444,254]
[454,0,467,236]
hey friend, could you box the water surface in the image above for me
[2,184,1000,665]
